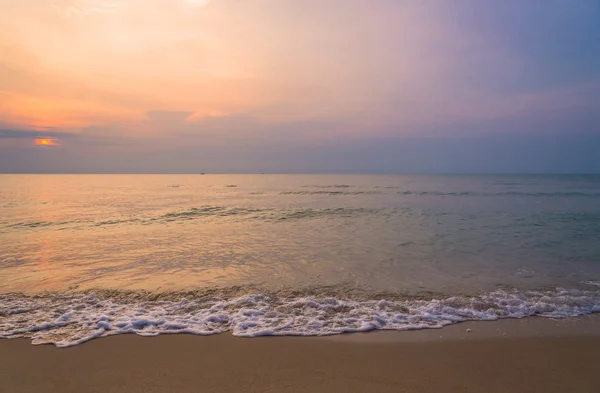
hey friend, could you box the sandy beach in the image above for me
[2,316,599,393]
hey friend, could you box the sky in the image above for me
[1,0,599,173]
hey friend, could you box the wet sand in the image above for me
[1,316,600,393]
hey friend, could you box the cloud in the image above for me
[0,124,132,148]
[0,129,75,139]
[145,110,194,124]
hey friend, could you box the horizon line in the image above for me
[1,172,599,176]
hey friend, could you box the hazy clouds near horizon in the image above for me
[1,0,599,173]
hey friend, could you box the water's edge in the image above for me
[2,285,599,347]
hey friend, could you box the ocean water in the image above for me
[1,174,599,346]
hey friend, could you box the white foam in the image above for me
[1,288,599,347]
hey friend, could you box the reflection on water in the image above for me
[1,174,600,295]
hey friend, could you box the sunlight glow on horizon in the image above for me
[34,138,61,147]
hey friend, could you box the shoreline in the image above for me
[329,313,600,342]
[3,286,599,346]
[2,316,600,393]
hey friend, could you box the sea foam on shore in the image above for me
[1,287,599,347]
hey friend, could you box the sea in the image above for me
[1,174,599,346]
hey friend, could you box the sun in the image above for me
[34,138,60,147]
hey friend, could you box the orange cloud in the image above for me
[34,138,61,147]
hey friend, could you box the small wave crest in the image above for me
[301,184,353,189]
[583,281,600,287]
[7,220,75,229]
[399,191,600,197]
[281,191,381,196]
[1,287,598,347]
[4,206,383,232]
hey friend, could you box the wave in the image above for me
[94,206,379,226]
[301,185,353,189]
[6,205,600,234]
[151,207,378,223]
[3,206,383,232]
[399,191,474,196]
[281,191,381,196]
[1,286,598,347]
[7,220,79,229]
[399,191,600,197]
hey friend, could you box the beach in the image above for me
[2,316,599,393]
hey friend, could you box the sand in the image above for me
[2,316,600,393]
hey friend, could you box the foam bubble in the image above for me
[0,288,598,347]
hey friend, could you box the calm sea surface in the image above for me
[1,174,600,345]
